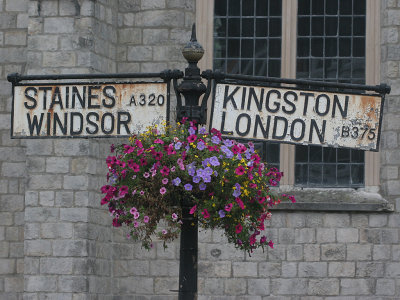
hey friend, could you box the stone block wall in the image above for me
[1,0,400,299]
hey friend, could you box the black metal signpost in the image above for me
[7,24,391,300]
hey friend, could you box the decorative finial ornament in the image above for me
[182,24,204,63]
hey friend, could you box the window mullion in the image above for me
[279,0,298,188]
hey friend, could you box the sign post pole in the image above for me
[175,24,207,300]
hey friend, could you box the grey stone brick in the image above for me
[278,228,295,244]
[127,45,152,61]
[25,240,52,256]
[0,213,12,226]
[393,245,400,260]
[135,10,184,27]
[321,244,345,261]
[316,228,335,243]
[55,191,74,207]
[28,174,62,190]
[347,244,372,261]
[27,157,45,173]
[386,262,400,276]
[44,17,75,33]
[113,259,149,276]
[39,191,54,206]
[25,275,57,292]
[198,261,231,278]
[46,157,70,173]
[149,260,178,276]
[202,277,224,295]
[328,262,355,277]
[336,228,358,243]
[60,208,88,222]
[143,29,169,45]
[232,262,257,277]
[224,278,246,295]
[308,279,339,296]
[5,0,27,12]
[0,241,9,257]
[58,276,88,292]
[381,228,399,243]
[271,278,307,295]
[4,276,23,292]
[340,279,374,295]
[298,262,327,277]
[356,262,385,277]
[286,245,303,261]
[54,140,90,156]
[53,240,88,257]
[41,222,73,239]
[0,195,24,212]
[0,259,15,274]
[154,277,178,294]
[25,207,59,223]
[376,278,395,295]
[117,277,153,294]
[247,278,270,296]
[118,28,142,44]
[63,175,88,190]
[281,262,297,277]
[40,257,73,274]
[295,228,315,243]
[360,228,381,243]
[304,244,320,261]
[324,214,350,228]
[4,31,26,46]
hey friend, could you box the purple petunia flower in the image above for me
[203,176,211,183]
[211,136,220,144]
[209,156,220,166]
[223,139,233,147]
[172,177,181,186]
[188,127,196,135]
[218,210,225,218]
[184,183,193,191]
[199,183,207,190]
[193,176,201,183]
[174,142,182,150]
[232,183,241,197]
[199,127,206,134]
[197,141,205,150]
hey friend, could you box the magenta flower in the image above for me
[235,223,242,234]
[143,172,150,178]
[235,166,246,176]
[172,213,178,221]
[201,209,210,219]
[162,229,168,235]
[162,178,168,184]
[187,134,197,143]
[129,207,137,214]
[133,211,140,219]
[189,205,197,214]
[160,187,167,195]
[133,221,139,228]
[143,216,149,223]
[224,203,233,212]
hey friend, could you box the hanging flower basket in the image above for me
[100,118,295,253]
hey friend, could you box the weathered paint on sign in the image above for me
[210,83,383,151]
[12,82,168,138]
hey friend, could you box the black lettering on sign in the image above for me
[65,86,70,108]
[129,95,137,106]
[157,95,165,105]
[220,111,233,135]
[86,112,99,134]
[102,86,116,108]
[139,94,146,106]
[300,92,314,116]
[223,85,239,109]
[50,87,63,109]
[47,112,51,135]
[26,113,44,135]
[117,112,131,135]
[290,118,305,141]
[88,86,100,109]
[272,116,288,140]
[24,87,37,109]
[282,91,297,114]
[253,115,270,138]
[39,87,52,109]
[332,95,348,118]
[315,94,330,116]
[235,113,251,136]
[53,112,67,135]
[101,112,114,134]
[148,94,156,106]
[309,119,326,143]
[247,87,264,111]
[72,86,86,109]
[265,90,281,113]
[240,87,247,110]
[70,112,83,135]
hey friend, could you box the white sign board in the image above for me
[12,82,169,138]
[210,83,383,151]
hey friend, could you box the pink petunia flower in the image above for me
[224,203,233,212]
[235,223,242,234]
[160,187,167,195]
[235,166,246,176]
[143,216,149,223]
[201,209,210,219]
[162,178,168,184]
[189,205,197,214]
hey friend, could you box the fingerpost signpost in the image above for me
[7,25,390,300]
